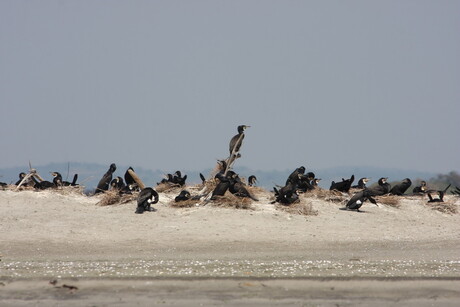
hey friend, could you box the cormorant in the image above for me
[352,178,370,189]
[175,190,191,202]
[229,125,250,157]
[298,172,316,192]
[228,173,258,201]
[273,173,302,205]
[124,167,141,192]
[248,175,257,186]
[200,173,206,184]
[135,187,159,214]
[452,186,460,196]
[427,184,451,203]
[172,171,187,186]
[413,181,427,194]
[51,172,78,187]
[389,178,412,196]
[15,172,30,186]
[110,176,126,190]
[95,163,117,194]
[158,171,187,186]
[33,176,55,190]
[286,166,306,186]
[312,178,322,187]
[330,175,355,193]
[345,177,391,212]
[158,173,174,185]
[211,171,235,199]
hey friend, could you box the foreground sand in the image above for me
[1,187,460,306]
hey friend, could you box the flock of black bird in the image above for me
[1,125,458,214]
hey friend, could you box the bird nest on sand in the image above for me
[376,195,401,208]
[4,185,34,191]
[426,202,458,214]
[207,194,254,210]
[96,190,138,206]
[309,188,347,203]
[52,186,86,196]
[275,199,318,216]
[169,198,200,208]
[155,183,183,193]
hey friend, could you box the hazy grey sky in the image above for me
[1,1,459,174]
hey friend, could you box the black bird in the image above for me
[389,178,412,195]
[172,171,187,186]
[452,186,460,196]
[110,176,126,190]
[51,172,78,187]
[413,181,427,194]
[158,171,187,187]
[175,190,191,202]
[286,166,306,186]
[211,171,235,199]
[158,173,174,185]
[427,184,451,203]
[15,172,30,186]
[248,175,257,186]
[0,181,7,189]
[273,173,302,205]
[124,167,140,192]
[228,173,258,201]
[95,163,117,194]
[229,125,250,157]
[330,175,355,193]
[345,177,391,212]
[311,178,322,188]
[199,173,206,184]
[298,172,316,193]
[352,178,370,189]
[135,187,159,214]
[33,176,55,190]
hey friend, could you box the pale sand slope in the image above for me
[1,188,460,306]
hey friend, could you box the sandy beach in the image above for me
[1,186,460,306]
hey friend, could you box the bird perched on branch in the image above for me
[229,125,250,158]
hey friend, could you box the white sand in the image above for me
[1,187,460,306]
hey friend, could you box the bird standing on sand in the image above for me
[345,177,391,212]
[51,172,78,187]
[413,181,427,194]
[135,187,159,214]
[95,163,117,194]
[389,178,412,196]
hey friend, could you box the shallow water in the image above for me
[2,259,459,279]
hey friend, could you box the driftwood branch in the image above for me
[15,168,44,191]
[127,168,145,190]
[224,133,245,175]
